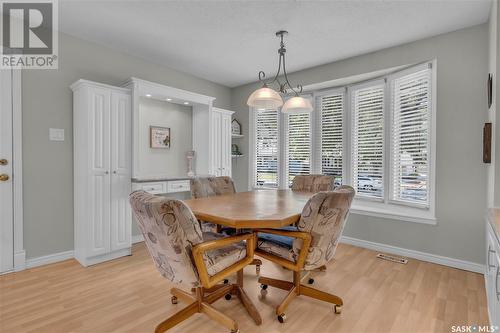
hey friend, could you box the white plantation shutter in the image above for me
[351,82,385,198]
[318,92,344,184]
[286,112,311,186]
[254,109,279,188]
[391,67,432,206]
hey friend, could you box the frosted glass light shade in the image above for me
[247,87,284,109]
[281,96,313,114]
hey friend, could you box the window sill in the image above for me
[350,200,436,225]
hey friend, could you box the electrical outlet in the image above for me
[49,128,65,141]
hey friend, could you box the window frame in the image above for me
[248,61,437,224]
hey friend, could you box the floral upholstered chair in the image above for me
[190,176,263,274]
[258,174,337,278]
[254,186,355,323]
[291,174,335,192]
[190,176,236,198]
[130,190,259,333]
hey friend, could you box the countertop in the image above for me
[131,176,192,183]
[488,208,500,244]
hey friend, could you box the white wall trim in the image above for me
[340,235,484,274]
[25,250,74,269]
[132,234,144,244]
[9,234,484,274]
[12,69,25,271]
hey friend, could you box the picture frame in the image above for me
[488,73,493,109]
[231,119,242,135]
[150,126,171,149]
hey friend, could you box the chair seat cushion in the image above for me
[202,232,247,276]
[257,226,298,262]
[257,225,298,247]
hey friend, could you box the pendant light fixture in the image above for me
[247,30,313,114]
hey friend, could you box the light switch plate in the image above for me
[49,128,65,141]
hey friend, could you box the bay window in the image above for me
[249,62,436,223]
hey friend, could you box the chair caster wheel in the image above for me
[260,284,268,290]
[334,305,342,314]
[223,279,229,284]
[277,313,286,323]
[171,296,178,305]
[308,278,315,284]
[225,294,232,300]
[256,265,261,275]
[230,330,240,333]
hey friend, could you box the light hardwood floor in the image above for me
[0,243,489,333]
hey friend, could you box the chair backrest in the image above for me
[129,191,203,288]
[190,176,236,198]
[293,185,355,271]
[291,175,335,193]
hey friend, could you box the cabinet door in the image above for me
[88,87,111,257]
[110,92,132,251]
[211,110,222,176]
[487,226,500,325]
[494,252,500,326]
[221,113,232,177]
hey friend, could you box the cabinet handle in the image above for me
[496,266,500,301]
[105,171,109,175]
[488,246,496,270]
[113,171,117,174]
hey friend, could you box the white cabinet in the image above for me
[486,219,500,327]
[71,80,132,267]
[211,108,234,177]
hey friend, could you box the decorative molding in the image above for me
[25,250,74,269]
[132,234,144,244]
[340,236,484,274]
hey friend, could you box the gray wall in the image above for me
[488,0,497,208]
[22,32,231,259]
[231,24,489,264]
[137,98,192,178]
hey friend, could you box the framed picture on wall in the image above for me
[150,126,171,149]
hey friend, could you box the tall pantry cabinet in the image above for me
[211,107,234,177]
[71,80,132,266]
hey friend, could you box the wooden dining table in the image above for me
[183,189,314,326]
[183,189,313,228]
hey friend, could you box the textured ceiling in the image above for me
[59,0,492,87]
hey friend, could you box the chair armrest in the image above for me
[254,229,312,272]
[192,233,255,288]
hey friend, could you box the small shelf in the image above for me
[232,154,245,158]
[232,134,244,139]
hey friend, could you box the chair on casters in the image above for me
[130,191,261,333]
[190,176,263,275]
[255,186,355,323]
[260,174,336,283]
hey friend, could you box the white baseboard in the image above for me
[14,250,26,271]
[26,250,74,269]
[132,234,144,244]
[340,236,485,274]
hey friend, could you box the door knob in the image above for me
[0,159,7,165]
[0,174,9,181]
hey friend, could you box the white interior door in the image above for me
[0,70,14,273]
[88,87,111,257]
[110,92,131,251]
